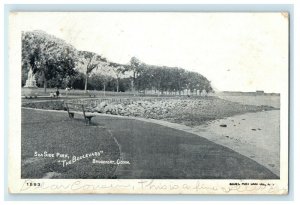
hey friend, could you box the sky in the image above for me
[14,12,289,93]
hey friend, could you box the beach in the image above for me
[194,110,280,176]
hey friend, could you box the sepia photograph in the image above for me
[8,12,289,194]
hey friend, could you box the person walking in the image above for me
[55,88,60,98]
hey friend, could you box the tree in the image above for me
[76,51,107,93]
[173,68,186,95]
[71,73,86,90]
[118,78,132,92]
[22,30,78,92]
[107,62,127,92]
[129,57,145,93]
[126,58,214,95]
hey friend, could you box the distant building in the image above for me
[256,90,264,95]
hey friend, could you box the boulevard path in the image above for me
[21,108,278,179]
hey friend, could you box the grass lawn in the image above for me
[21,109,120,179]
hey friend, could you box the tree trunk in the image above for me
[132,72,136,95]
[116,78,119,92]
[131,79,135,95]
[43,71,47,93]
[84,71,88,93]
[103,83,106,96]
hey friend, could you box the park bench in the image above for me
[64,102,96,125]
[50,92,60,98]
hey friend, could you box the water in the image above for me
[217,95,280,108]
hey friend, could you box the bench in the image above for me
[64,102,96,125]
[50,92,60,98]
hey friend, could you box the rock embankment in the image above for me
[87,97,276,126]
[21,97,277,127]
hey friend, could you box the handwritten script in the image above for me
[20,179,287,194]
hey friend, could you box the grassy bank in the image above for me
[21,109,120,179]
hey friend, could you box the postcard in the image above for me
[8,12,289,194]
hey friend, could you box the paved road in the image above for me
[22,108,278,179]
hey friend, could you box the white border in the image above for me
[1,0,299,203]
[8,11,288,195]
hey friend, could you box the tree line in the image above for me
[22,30,213,94]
